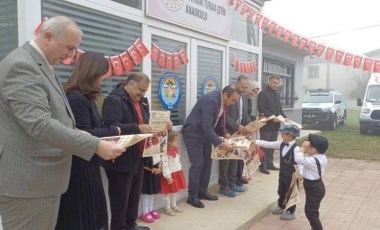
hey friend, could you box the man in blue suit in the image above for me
[182,84,241,208]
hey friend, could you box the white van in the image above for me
[357,73,380,134]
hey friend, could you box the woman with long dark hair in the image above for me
[56,52,121,230]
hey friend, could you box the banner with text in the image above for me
[147,0,231,40]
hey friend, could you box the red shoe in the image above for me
[150,210,160,219]
[139,213,155,223]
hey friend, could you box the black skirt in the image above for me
[141,163,161,195]
[56,155,108,230]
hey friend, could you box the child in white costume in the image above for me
[160,130,187,216]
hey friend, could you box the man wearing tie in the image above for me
[182,84,240,208]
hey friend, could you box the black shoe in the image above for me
[198,192,219,201]
[267,165,280,170]
[187,197,205,208]
[259,168,270,175]
[240,179,249,184]
[127,225,150,230]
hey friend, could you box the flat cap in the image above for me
[308,134,329,154]
[251,81,260,90]
[279,124,300,137]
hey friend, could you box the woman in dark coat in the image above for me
[56,52,120,230]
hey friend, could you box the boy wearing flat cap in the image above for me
[295,134,328,230]
[254,124,301,220]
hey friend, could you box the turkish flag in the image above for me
[255,13,263,26]
[127,45,143,65]
[373,60,380,73]
[150,43,160,61]
[268,22,277,35]
[110,55,125,76]
[252,62,257,72]
[246,62,252,73]
[335,50,344,63]
[235,0,243,11]
[275,26,283,39]
[166,52,173,69]
[247,8,256,21]
[229,0,234,5]
[179,49,189,64]
[298,38,308,50]
[308,41,317,55]
[158,49,166,68]
[291,34,300,47]
[76,49,85,62]
[232,55,238,67]
[240,4,250,16]
[363,58,373,71]
[316,44,326,57]
[343,53,353,66]
[119,51,134,72]
[173,53,181,69]
[261,17,270,32]
[241,62,246,73]
[353,56,363,69]
[325,47,335,61]
[62,56,74,65]
[34,17,48,36]
[284,30,292,43]
[104,56,113,77]
[134,39,149,57]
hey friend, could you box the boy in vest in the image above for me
[295,134,328,230]
[254,124,300,220]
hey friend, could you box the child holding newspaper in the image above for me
[160,130,187,216]
[254,124,300,221]
[295,134,328,230]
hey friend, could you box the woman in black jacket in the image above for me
[56,52,120,230]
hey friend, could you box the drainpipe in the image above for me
[326,63,330,89]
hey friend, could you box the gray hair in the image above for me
[38,16,83,39]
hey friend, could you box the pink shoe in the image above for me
[150,210,160,219]
[139,213,155,223]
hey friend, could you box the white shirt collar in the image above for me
[29,40,54,71]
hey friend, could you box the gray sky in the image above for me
[264,0,380,55]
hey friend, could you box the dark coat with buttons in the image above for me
[101,83,150,173]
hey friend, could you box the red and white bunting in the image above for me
[325,47,335,61]
[343,53,353,66]
[353,56,363,69]
[335,50,344,64]
[363,58,374,72]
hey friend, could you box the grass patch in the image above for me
[300,108,380,161]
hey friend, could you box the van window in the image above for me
[366,85,380,102]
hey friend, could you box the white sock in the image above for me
[148,194,154,212]
[141,194,150,215]
[170,193,177,208]
[164,194,170,209]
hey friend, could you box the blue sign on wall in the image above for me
[158,72,182,110]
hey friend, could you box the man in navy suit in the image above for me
[182,84,240,208]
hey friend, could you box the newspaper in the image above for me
[211,136,253,160]
[100,134,152,149]
[284,165,303,209]
[260,115,303,129]
[246,146,261,176]
[142,110,170,157]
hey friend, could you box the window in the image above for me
[230,4,259,46]
[197,46,223,99]
[309,66,319,79]
[151,35,187,126]
[263,58,295,108]
[42,0,142,96]
[0,0,18,60]
[110,0,142,10]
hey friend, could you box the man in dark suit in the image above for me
[219,75,253,197]
[183,84,240,208]
[0,16,124,230]
[257,75,288,175]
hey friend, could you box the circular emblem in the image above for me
[202,76,218,96]
[158,72,182,110]
[161,0,184,11]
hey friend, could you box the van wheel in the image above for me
[360,126,367,134]
[328,115,337,130]
[339,111,346,126]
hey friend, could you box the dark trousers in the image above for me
[278,174,296,213]
[183,126,212,197]
[304,179,325,230]
[218,159,238,189]
[236,160,245,186]
[105,159,144,230]
[259,130,278,169]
